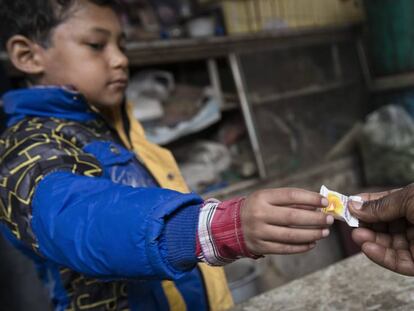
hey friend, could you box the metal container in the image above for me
[225,259,262,304]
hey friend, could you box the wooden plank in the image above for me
[0,24,361,75]
[126,24,360,65]
[370,71,414,92]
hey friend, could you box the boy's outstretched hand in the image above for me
[349,186,414,276]
[241,188,334,255]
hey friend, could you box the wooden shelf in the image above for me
[369,71,414,93]
[126,24,360,65]
[0,24,361,76]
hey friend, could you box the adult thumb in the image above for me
[349,190,406,223]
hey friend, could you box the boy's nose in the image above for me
[110,48,129,69]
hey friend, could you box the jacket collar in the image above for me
[2,86,98,127]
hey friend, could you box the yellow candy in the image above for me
[319,185,359,227]
[323,193,344,216]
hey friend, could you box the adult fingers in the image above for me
[395,249,414,276]
[359,222,388,233]
[356,189,400,202]
[352,228,392,248]
[349,188,410,223]
[407,227,414,241]
[286,204,320,211]
[361,243,414,276]
[371,222,389,233]
[352,228,375,246]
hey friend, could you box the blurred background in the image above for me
[3,0,414,309]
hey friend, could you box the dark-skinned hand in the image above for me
[349,185,414,276]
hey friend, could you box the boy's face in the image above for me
[38,1,128,108]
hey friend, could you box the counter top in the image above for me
[233,253,414,311]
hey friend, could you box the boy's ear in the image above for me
[6,35,45,75]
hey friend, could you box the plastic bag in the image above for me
[126,71,174,121]
[359,104,414,186]
[176,141,231,193]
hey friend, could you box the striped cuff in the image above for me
[196,197,260,266]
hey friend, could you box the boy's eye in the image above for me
[87,42,105,51]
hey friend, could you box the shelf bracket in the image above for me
[228,53,267,179]
[207,58,224,108]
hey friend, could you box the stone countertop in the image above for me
[232,253,414,311]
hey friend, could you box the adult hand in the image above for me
[349,185,414,276]
[241,188,334,256]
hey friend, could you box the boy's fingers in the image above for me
[257,241,316,255]
[260,188,326,207]
[287,204,320,211]
[259,225,329,244]
[266,207,334,227]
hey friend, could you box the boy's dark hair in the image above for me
[0,0,122,48]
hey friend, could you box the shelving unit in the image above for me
[129,24,362,181]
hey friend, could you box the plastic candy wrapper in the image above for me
[320,185,361,227]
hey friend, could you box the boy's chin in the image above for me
[91,98,124,109]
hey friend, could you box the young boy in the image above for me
[0,1,334,310]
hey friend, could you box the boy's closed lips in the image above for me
[107,77,128,91]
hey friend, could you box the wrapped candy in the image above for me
[320,185,361,227]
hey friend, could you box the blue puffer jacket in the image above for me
[0,87,233,311]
